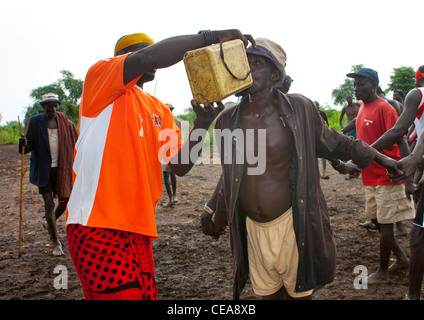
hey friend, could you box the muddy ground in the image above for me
[0,143,418,300]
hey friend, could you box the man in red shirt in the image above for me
[347,68,415,284]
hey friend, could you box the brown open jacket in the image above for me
[208,89,378,299]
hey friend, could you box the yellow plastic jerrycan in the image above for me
[183,39,252,104]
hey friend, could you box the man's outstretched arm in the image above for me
[123,30,255,85]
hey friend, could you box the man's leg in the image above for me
[42,193,63,256]
[394,221,407,237]
[55,197,68,220]
[368,220,392,283]
[170,172,178,203]
[369,221,408,283]
[388,226,409,273]
[162,171,173,207]
[320,158,329,179]
[67,224,158,300]
[369,184,414,282]
[408,225,424,300]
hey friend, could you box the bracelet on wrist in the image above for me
[198,30,213,46]
[204,204,215,215]
[329,159,343,167]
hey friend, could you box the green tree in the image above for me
[24,70,83,126]
[331,64,363,107]
[177,107,216,149]
[177,107,196,127]
[387,66,416,97]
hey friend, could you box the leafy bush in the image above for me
[320,104,342,131]
[0,121,20,144]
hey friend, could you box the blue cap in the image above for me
[346,68,379,84]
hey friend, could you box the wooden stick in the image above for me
[18,115,30,258]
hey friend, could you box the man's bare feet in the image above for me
[394,224,407,237]
[52,242,64,256]
[163,200,173,207]
[368,269,390,284]
[360,220,377,230]
[388,260,409,273]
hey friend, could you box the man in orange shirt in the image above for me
[66,30,255,300]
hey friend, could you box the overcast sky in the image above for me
[0,0,423,125]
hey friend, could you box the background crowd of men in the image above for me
[17,29,424,301]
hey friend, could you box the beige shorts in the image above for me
[364,184,415,224]
[246,207,313,298]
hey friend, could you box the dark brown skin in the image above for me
[120,30,255,87]
[44,102,67,256]
[239,54,293,223]
[351,75,410,284]
[200,53,301,298]
[116,30,255,177]
[19,101,67,256]
[43,101,59,127]
[373,80,424,156]
[201,57,404,300]
[339,93,360,129]
[379,71,424,299]
[238,53,305,299]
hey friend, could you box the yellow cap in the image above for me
[114,33,154,56]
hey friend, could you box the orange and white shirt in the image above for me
[66,53,182,240]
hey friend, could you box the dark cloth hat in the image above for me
[246,38,287,86]
[346,68,379,84]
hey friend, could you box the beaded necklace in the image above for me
[347,103,356,115]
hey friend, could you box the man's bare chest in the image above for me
[241,112,293,154]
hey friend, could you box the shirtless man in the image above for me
[162,104,181,207]
[339,93,361,180]
[201,38,402,300]
[393,89,405,113]
[339,93,360,138]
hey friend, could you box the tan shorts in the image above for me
[246,207,313,298]
[364,184,415,224]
